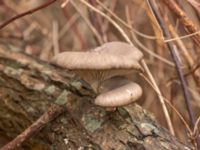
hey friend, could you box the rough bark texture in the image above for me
[0,46,192,150]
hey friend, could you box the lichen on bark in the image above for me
[0,46,191,150]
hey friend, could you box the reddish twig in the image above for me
[162,0,200,47]
[88,0,106,42]
[0,0,58,30]
[96,0,117,42]
[147,0,200,149]
[0,105,66,150]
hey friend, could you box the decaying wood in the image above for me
[0,46,192,150]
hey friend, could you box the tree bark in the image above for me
[0,46,191,150]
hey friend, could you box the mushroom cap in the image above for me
[51,42,143,92]
[51,41,143,70]
[94,82,142,107]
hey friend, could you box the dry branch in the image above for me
[0,0,58,30]
[162,0,200,47]
[147,0,200,148]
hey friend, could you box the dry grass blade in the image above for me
[168,23,194,67]
[165,31,200,43]
[162,0,200,47]
[70,0,103,44]
[40,14,80,60]
[131,29,175,66]
[139,73,192,135]
[80,0,132,43]
[147,0,200,148]
[52,21,59,55]
[95,0,174,67]
[140,60,175,135]
[97,0,158,40]
[193,116,200,139]
[186,0,200,15]
[61,0,69,8]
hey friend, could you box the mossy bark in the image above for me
[0,46,191,150]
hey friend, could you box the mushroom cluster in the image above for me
[51,42,143,109]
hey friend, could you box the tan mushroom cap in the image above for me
[51,41,143,70]
[94,82,142,107]
[51,41,143,92]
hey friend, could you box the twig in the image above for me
[98,0,155,39]
[95,0,174,67]
[97,0,157,40]
[139,73,192,135]
[80,0,132,43]
[61,0,69,8]
[147,0,200,148]
[0,104,66,150]
[168,22,194,67]
[167,19,200,88]
[53,21,60,55]
[131,27,174,66]
[0,0,57,30]
[70,0,103,44]
[88,0,104,38]
[80,0,175,135]
[83,1,200,44]
[186,0,200,17]
[40,14,79,60]
[165,31,200,43]
[193,115,200,140]
[99,0,117,42]
[126,7,175,135]
[62,7,86,49]
[142,60,175,135]
[162,0,200,47]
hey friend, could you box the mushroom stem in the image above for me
[105,107,116,111]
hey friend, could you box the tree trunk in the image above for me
[0,46,191,150]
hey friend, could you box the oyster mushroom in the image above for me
[95,76,142,107]
[51,41,143,108]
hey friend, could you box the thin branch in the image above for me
[88,0,105,39]
[86,0,200,44]
[52,21,60,55]
[61,6,87,49]
[95,0,174,67]
[193,115,200,139]
[147,0,200,148]
[139,73,192,135]
[162,0,200,47]
[0,0,57,30]
[126,7,175,135]
[80,0,132,43]
[70,0,103,45]
[100,0,117,42]
[165,30,200,43]
[61,0,69,8]
[40,14,80,60]
[0,105,66,150]
[167,22,194,67]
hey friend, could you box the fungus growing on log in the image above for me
[51,41,143,108]
[95,77,143,107]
